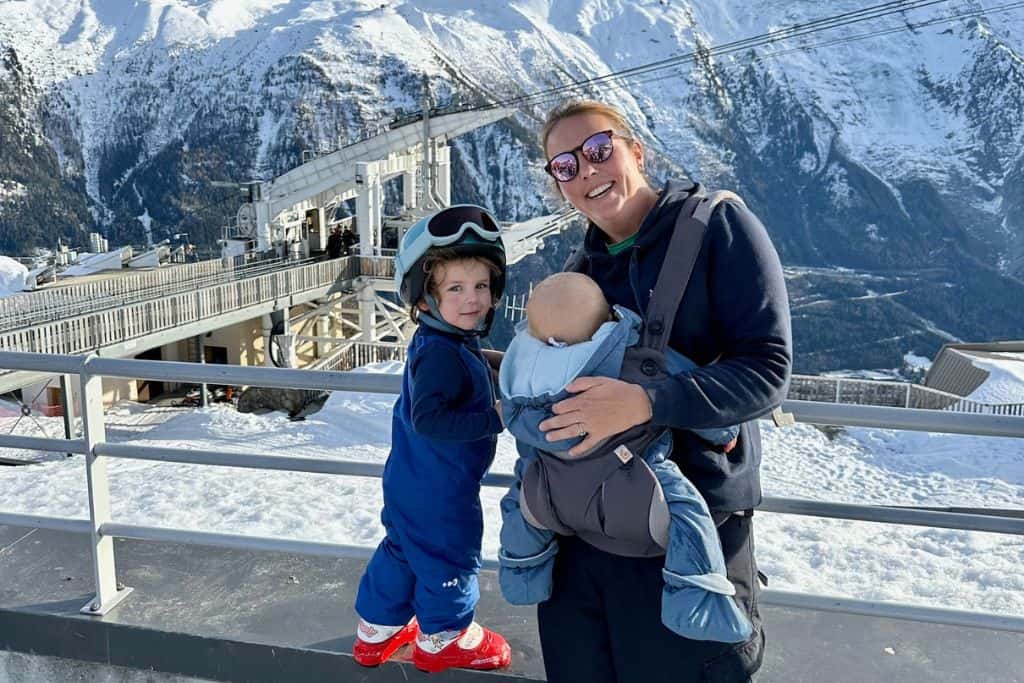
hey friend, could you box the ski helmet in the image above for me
[394,204,506,308]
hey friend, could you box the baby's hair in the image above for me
[409,248,502,322]
[527,272,610,344]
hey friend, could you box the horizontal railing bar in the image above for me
[96,443,389,477]
[0,435,89,455]
[100,522,377,561]
[0,351,84,373]
[761,588,1024,634]
[92,520,1024,635]
[5,353,1022,438]
[10,513,1023,635]
[95,442,518,487]
[83,359,402,393]
[759,496,1024,535]
[0,512,91,535]
[95,442,1020,535]
[784,399,1024,438]
[886,504,1024,519]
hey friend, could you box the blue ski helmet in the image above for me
[394,204,506,308]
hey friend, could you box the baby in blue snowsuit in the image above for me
[353,205,512,673]
[498,272,752,643]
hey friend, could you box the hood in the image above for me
[499,305,641,402]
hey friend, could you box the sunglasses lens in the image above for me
[581,132,613,164]
[549,153,578,182]
[427,206,500,238]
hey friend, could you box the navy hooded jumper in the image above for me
[536,179,792,683]
[355,323,503,634]
[576,180,792,512]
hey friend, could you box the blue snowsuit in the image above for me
[355,323,503,634]
[497,307,751,643]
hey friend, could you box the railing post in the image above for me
[60,373,76,458]
[79,362,133,615]
[198,335,209,407]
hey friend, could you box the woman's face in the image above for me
[545,112,648,228]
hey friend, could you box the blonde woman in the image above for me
[529,100,792,682]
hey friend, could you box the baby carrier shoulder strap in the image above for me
[641,186,746,352]
[563,243,587,273]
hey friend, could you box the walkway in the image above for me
[1,522,1021,682]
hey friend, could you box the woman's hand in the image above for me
[539,377,653,457]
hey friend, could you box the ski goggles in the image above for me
[544,130,617,183]
[420,204,502,244]
[394,205,503,290]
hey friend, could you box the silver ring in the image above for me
[576,422,586,437]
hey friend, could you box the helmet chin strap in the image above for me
[420,293,493,337]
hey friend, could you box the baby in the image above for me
[496,272,751,643]
[525,272,737,451]
[526,271,611,346]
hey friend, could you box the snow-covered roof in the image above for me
[60,247,132,277]
[964,352,1024,404]
[0,255,28,299]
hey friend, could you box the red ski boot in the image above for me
[412,622,512,673]
[353,617,418,667]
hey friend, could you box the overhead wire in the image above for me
[474,0,959,112]
[514,0,1024,115]
[429,0,1024,121]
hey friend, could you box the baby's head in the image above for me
[527,272,610,345]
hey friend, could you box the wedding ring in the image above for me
[576,422,586,437]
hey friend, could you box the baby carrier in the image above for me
[518,186,746,557]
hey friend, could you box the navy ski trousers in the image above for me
[537,513,764,683]
[355,504,481,635]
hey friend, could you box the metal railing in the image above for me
[0,256,340,333]
[0,259,364,358]
[0,259,223,329]
[355,256,396,281]
[1,350,1023,632]
[788,374,1024,415]
[0,256,331,333]
[312,340,408,372]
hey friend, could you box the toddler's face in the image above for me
[429,259,493,331]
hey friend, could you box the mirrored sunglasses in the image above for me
[544,130,616,183]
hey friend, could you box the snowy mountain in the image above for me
[1,0,1023,372]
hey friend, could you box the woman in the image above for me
[532,100,791,682]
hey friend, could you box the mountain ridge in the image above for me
[0,0,1022,372]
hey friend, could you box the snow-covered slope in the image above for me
[1,1,1023,371]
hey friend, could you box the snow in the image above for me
[1,360,1022,618]
[1,0,1021,252]
[965,353,1024,404]
[0,179,28,204]
[136,207,153,247]
[903,351,932,371]
[0,255,28,298]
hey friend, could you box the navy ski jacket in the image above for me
[384,324,503,512]
[572,179,792,512]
